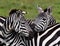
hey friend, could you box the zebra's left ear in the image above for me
[44,6,52,15]
[22,11,27,14]
[37,6,44,13]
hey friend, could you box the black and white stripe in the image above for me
[0,16,6,44]
[0,16,6,26]
[0,9,33,46]
[37,23,60,46]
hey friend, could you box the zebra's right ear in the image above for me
[37,6,44,13]
[44,6,52,15]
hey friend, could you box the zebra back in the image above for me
[37,23,60,46]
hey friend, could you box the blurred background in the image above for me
[0,0,60,22]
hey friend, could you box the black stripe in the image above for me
[28,40,30,46]
[0,19,5,23]
[45,30,60,46]
[0,16,6,19]
[0,26,4,31]
[40,23,44,26]
[14,22,18,28]
[38,24,43,29]
[6,34,14,42]
[0,35,4,39]
[40,24,60,46]
[31,39,33,46]
[8,34,17,46]
[21,24,25,27]
[20,28,26,30]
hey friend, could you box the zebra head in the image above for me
[4,9,33,38]
[31,6,56,32]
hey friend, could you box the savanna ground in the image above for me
[0,0,60,22]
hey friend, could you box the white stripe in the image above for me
[0,38,6,45]
[30,40,31,46]
[7,37,15,45]
[9,37,19,46]
[0,17,5,21]
[37,24,60,46]
[36,24,42,29]
[42,28,60,46]
[39,23,44,27]
[55,44,59,46]
[0,31,3,36]
[49,37,60,46]
[9,24,11,30]
[15,22,19,30]
[0,22,3,26]
[32,38,35,46]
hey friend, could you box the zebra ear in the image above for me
[22,11,27,14]
[37,7,44,13]
[44,6,52,15]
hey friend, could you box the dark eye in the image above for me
[43,18,46,21]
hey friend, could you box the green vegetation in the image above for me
[0,0,60,22]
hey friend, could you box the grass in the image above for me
[0,0,60,22]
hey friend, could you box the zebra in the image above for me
[34,7,60,46]
[30,6,56,32]
[0,9,34,46]
[27,6,58,46]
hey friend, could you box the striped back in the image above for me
[30,6,56,32]
[37,23,60,46]
[3,9,33,38]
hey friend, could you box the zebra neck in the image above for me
[39,23,59,35]
[47,23,59,30]
[3,20,11,34]
[2,25,12,38]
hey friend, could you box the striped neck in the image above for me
[2,20,13,38]
[45,23,58,30]
[39,23,59,35]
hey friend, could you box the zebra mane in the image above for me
[9,9,18,15]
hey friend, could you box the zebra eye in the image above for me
[43,18,46,21]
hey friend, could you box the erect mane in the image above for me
[9,9,18,15]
